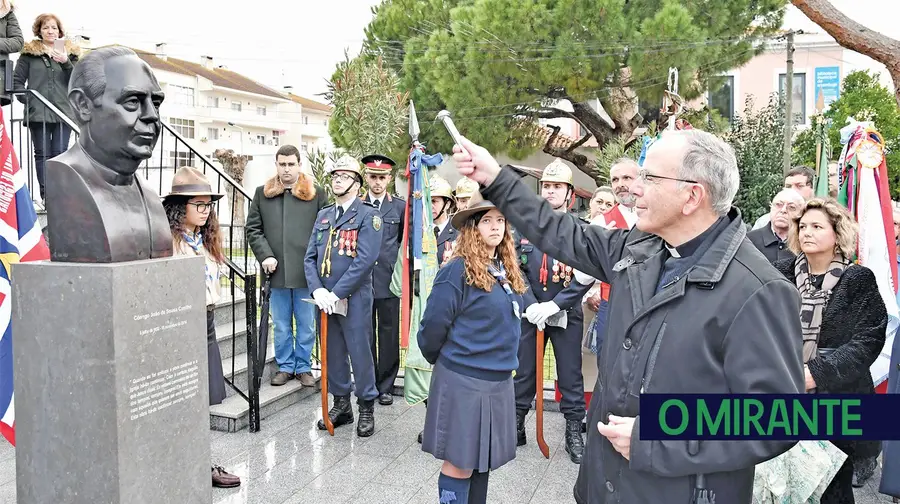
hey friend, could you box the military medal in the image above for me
[338,231,346,255]
[351,230,358,257]
[552,261,560,283]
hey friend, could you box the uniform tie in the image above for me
[373,198,381,209]
[337,206,345,221]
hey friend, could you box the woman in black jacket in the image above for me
[774,197,887,504]
[13,13,80,200]
[0,1,23,106]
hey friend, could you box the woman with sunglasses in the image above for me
[162,167,241,489]
[418,190,527,504]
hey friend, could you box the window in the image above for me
[206,128,219,141]
[301,143,308,154]
[779,72,807,125]
[256,106,267,116]
[708,76,735,123]
[256,135,265,144]
[169,151,195,168]
[170,85,194,107]
[303,115,309,125]
[231,102,242,112]
[169,118,195,139]
[272,131,280,146]
[207,96,219,108]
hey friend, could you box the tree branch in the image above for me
[542,125,600,180]
[530,107,578,121]
[792,0,900,107]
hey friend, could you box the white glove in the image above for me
[312,288,331,312]
[529,301,560,328]
[322,291,340,315]
[261,257,278,274]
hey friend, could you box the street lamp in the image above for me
[227,122,244,157]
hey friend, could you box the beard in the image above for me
[616,192,636,207]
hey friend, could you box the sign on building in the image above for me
[814,66,841,112]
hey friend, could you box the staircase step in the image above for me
[221,342,276,397]
[210,376,320,432]
[213,293,247,328]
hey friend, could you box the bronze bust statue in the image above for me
[45,46,174,262]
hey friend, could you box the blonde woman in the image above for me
[774,198,887,504]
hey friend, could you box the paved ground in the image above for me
[0,393,894,503]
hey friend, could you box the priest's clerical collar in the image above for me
[665,216,728,258]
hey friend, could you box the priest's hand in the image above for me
[597,414,635,461]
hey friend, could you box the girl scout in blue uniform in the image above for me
[418,191,527,504]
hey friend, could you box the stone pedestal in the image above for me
[11,256,211,504]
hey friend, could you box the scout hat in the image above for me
[328,154,363,176]
[163,167,224,201]
[451,191,499,230]
[454,177,479,200]
[540,159,574,186]
[430,176,455,200]
[361,154,396,175]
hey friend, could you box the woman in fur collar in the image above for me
[13,13,81,200]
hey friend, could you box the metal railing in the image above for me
[4,89,265,432]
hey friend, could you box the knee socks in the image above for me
[438,472,470,504]
[468,470,490,504]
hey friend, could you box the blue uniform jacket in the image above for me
[436,222,458,266]
[368,194,405,299]
[303,198,383,300]
[516,231,591,313]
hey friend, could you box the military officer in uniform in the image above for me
[304,154,382,437]
[515,159,590,464]
[361,153,406,406]
[454,176,480,211]
[431,176,457,266]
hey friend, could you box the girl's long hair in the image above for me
[451,218,526,294]
[163,196,225,264]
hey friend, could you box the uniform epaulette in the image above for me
[322,203,336,210]
[361,200,376,208]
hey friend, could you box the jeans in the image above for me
[270,287,316,374]
[30,122,72,199]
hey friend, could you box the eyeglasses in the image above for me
[188,202,214,213]
[637,169,698,185]
[331,173,356,182]
[772,201,800,212]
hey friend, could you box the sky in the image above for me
[10,0,900,105]
[14,0,383,102]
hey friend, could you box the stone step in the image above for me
[220,342,276,398]
[212,292,247,328]
[210,374,321,432]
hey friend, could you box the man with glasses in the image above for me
[247,144,329,388]
[752,166,815,230]
[450,129,803,504]
[747,188,804,262]
[305,154,382,437]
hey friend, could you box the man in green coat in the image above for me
[246,144,329,387]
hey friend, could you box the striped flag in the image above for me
[0,106,51,446]
[837,124,899,387]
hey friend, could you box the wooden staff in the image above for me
[535,328,550,458]
[320,310,334,436]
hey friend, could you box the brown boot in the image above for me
[270,371,293,386]
[295,372,316,387]
[211,465,241,488]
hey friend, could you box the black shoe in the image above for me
[378,393,393,406]
[516,410,527,447]
[417,430,423,444]
[317,395,354,430]
[852,456,877,487]
[565,419,585,464]
[357,401,375,437]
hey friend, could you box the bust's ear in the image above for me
[68,89,93,123]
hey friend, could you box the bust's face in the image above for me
[87,56,165,173]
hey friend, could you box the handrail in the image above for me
[11,89,82,134]
[223,257,248,280]
[158,122,253,200]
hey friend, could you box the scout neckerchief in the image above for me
[488,258,520,319]
[182,231,215,285]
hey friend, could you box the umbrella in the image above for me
[691,474,715,504]
[255,273,272,388]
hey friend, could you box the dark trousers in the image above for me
[30,122,71,199]
[514,318,586,421]
[320,294,379,403]
[371,296,401,394]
